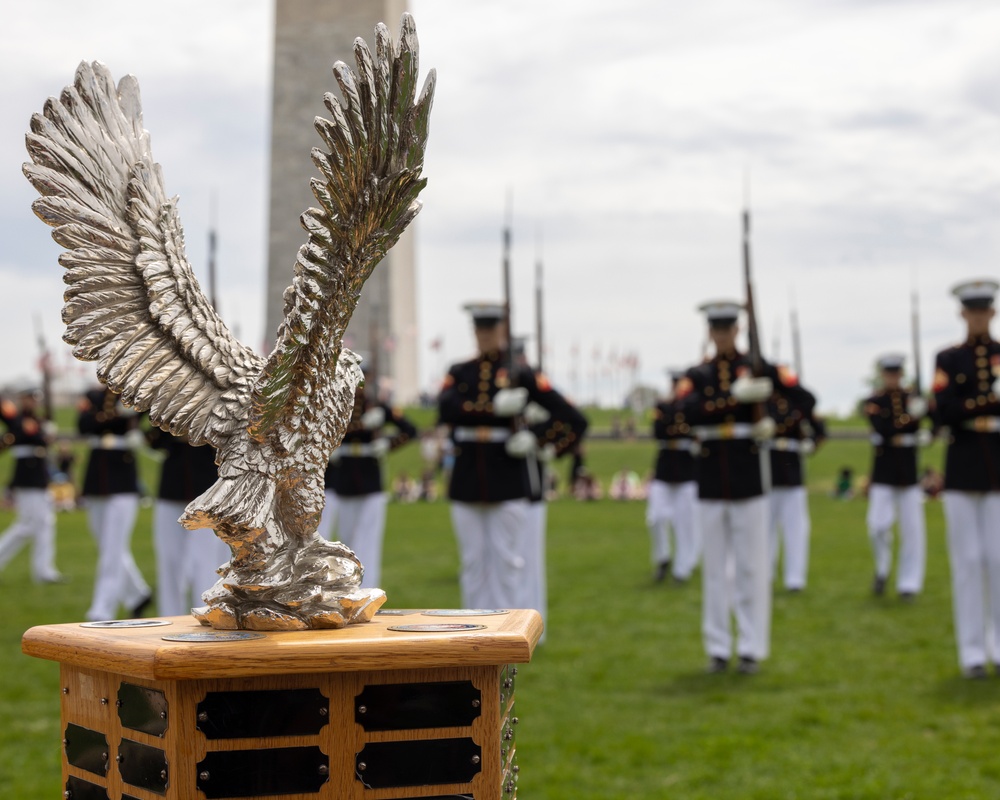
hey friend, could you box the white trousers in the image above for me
[317,489,339,540]
[769,486,810,590]
[0,488,59,582]
[700,496,771,661]
[866,483,926,593]
[646,480,700,579]
[336,492,388,589]
[450,500,529,611]
[942,491,1000,669]
[523,501,548,627]
[153,500,231,617]
[85,494,150,621]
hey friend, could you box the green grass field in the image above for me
[2,431,998,798]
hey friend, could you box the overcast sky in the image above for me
[3,0,999,415]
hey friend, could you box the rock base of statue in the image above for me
[22,609,540,799]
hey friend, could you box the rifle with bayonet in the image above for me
[911,282,923,397]
[742,203,773,490]
[34,314,54,423]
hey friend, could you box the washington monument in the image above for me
[265,0,419,401]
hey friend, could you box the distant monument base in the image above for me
[23,610,541,799]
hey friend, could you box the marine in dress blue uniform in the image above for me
[678,301,815,674]
[931,279,1000,677]
[329,384,418,589]
[146,427,227,616]
[646,370,700,583]
[768,377,822,592]
[78,386,151,620]
[0,390,62,583]
[863,354,930,599]
[438,303,584,612]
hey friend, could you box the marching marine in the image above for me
[768,379,823,593]
[678,301,815,674]
[931,279,1000,678]
[145,427,227,616]
[0,389,62,583]
[438,303,584,613]
[78,386,151,621]
[863,354,930,599]
[646,370,700,583]
[329,382,418,589]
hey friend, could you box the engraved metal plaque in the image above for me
[196,747,329,798]
[64,723,108,776]
[118,738,168,795]
[196,688,329,739]
[65,776,110,800]
[355,738,482,789]
[161,632,265,642]
[423,609,510,616]
[118,683,168,737]
[355,681,482,731]
[80,619,171,628]
[386,624,486,633]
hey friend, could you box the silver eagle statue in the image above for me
[22,14,435,631]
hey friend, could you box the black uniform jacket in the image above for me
[932,334,1000,492]
[679,353,814,501]
[0,401,50,489]
[527,382,589,503]
[146,427,218,502]
[650,398,696,485]
[864,388,922,487]
[768,390,822,489]
[333,396,417,497]
[78,388,139,497]
[438,350,585,503]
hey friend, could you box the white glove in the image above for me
[42,420,59,438]
[916,428,933,447]
[731,376,773,404]
[371,437,391,457]
[751,416,776,441]
[993,377,1000,396]
[505,429,538,458]
[800,438,816,456]
[907,397,928,419]
[493,387,528,417]
[537,443,557,463]
[523,401,551,426]
[125,428,146,450]
[360,407,386,430]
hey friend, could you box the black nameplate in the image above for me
[356,738,482,789]
[65,776,110,800]
[118,682,168,737]
[118,738,168,795]
[64,723,108,776]
[196,688,328,739]
[196,746,328,798]
[355,681,482,731]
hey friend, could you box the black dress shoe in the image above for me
[130,594,153,618]
[964,664,988,680]
[899,591,916,603]
[706,656,728,674]
[654,560,672,583]
[737,656,759,675]
[872,575,886,596]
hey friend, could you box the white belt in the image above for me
[335,442,379,457]
[10,445,46,458]
[658,438,697,452]
[88,434,130,450]
[870,433,917,447]
[962,416,1000,433]
[772,438,803,453]
[694,423,755,441]
[453,426,511,443]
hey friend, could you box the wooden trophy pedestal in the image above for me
[22,609,542,800]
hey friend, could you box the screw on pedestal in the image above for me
[199,771,210,781]
[197,712,208,722]
[100,698,108,705]
[358,762,367,772]
[160,770,168,780]
[471,755,481,765]
[318,764,329,776]
[319,707,328,716]
[472,699,481,707]
[357,705,367,714]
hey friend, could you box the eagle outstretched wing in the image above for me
[23,60,262,448]
[248,14,435,452]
